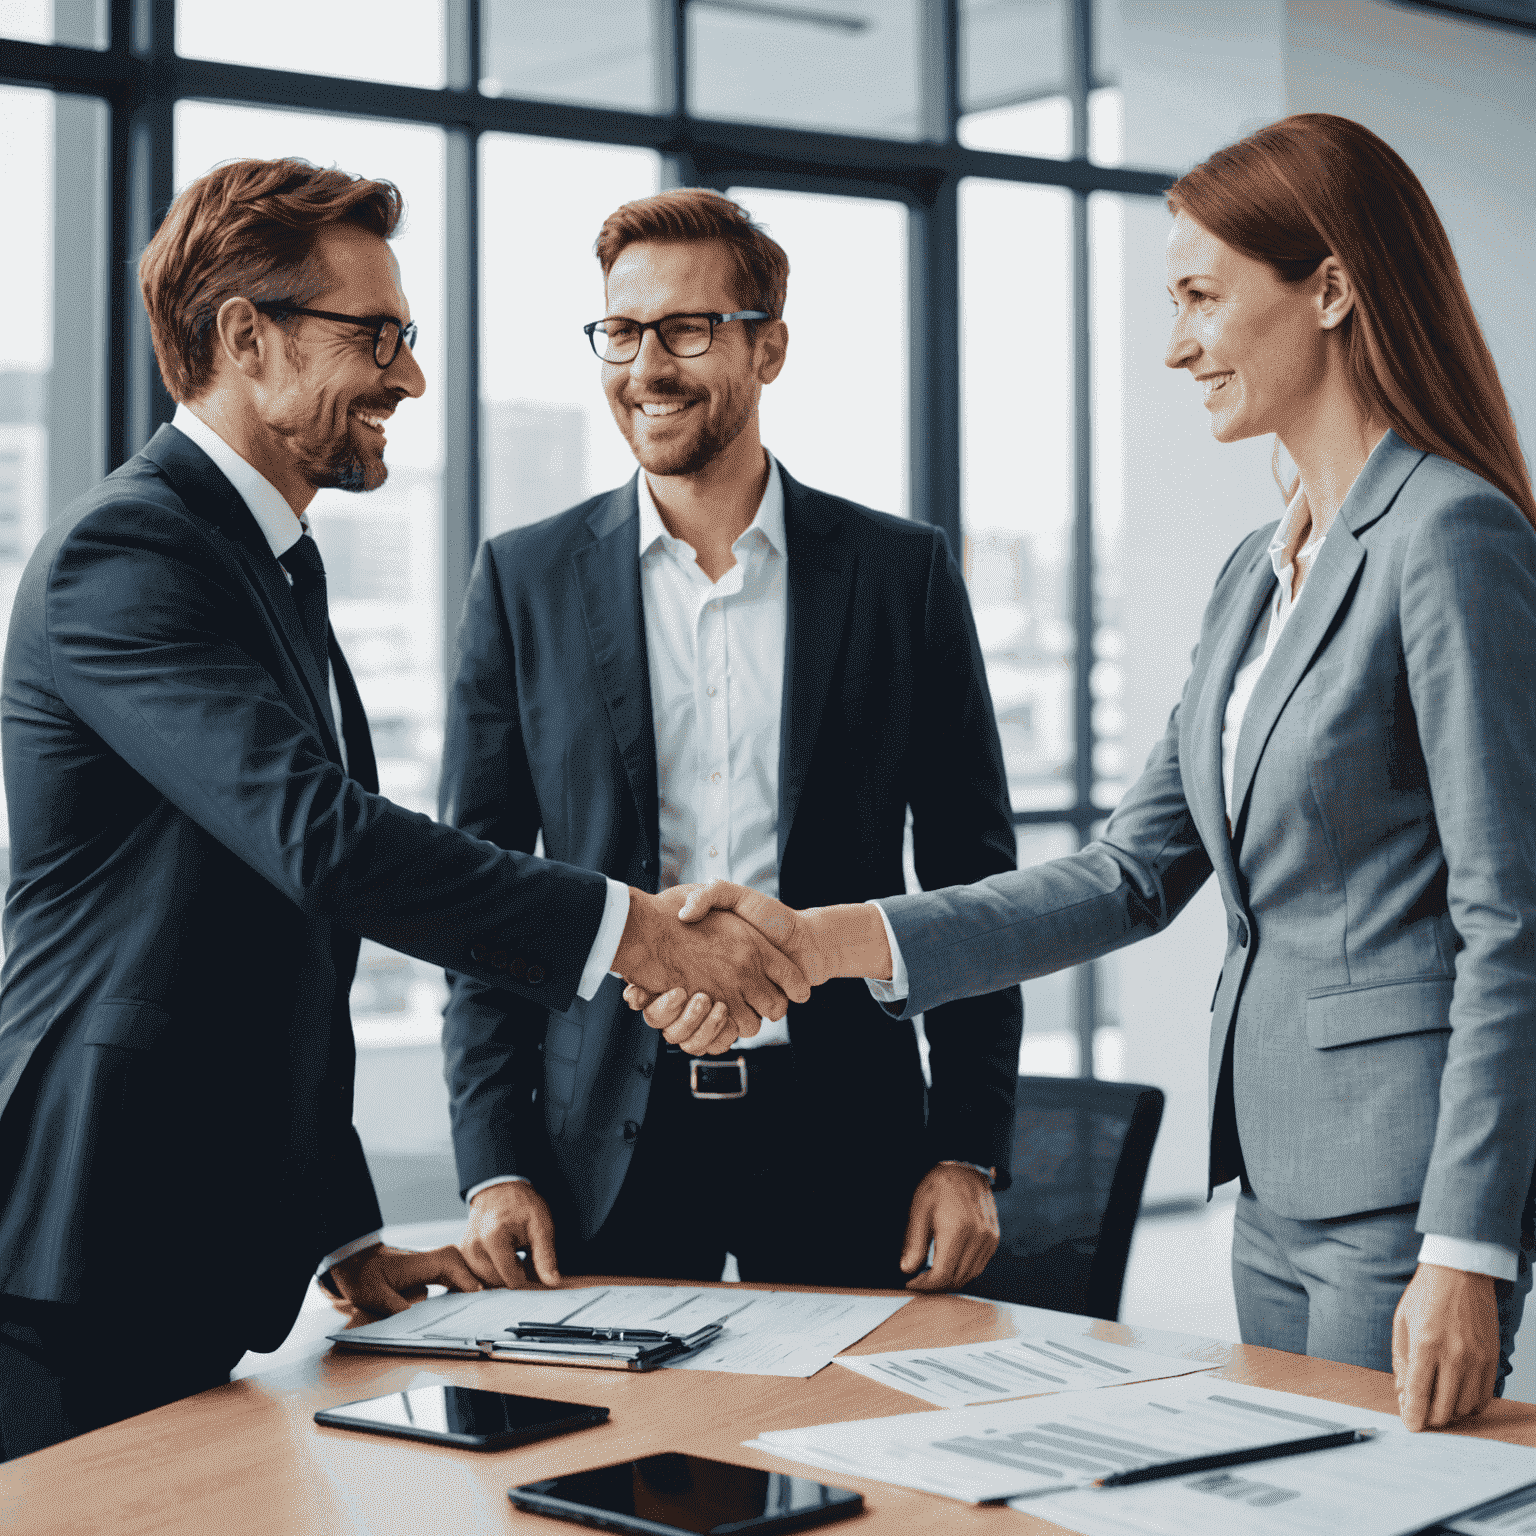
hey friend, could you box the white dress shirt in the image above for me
[869,488,1515,1281]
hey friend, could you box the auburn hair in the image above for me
[1168,113,1534,529]
[594,189,789,336]
[139,157,403,402]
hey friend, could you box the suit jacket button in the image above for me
[637,1060,653,1079]
[470,943,489,963]
[526,964,545,985]
[509,957,527,979]
[623,1120,640,1141]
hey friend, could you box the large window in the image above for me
[1,3,1175,1105]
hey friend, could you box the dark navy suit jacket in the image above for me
[439,465,1024,1241]
[0,425,608,1351]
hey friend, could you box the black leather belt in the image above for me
[665,1044,792,1100]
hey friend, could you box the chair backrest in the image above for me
[966,1074,1165,1321]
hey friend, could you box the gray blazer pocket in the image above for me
[82,1000,173,1051]
[1305,975,1454,1050]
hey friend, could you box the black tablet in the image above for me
[510,1452,864,1535]
[314,1385,608,1450]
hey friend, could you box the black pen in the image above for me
[510,1323,671,1342]
[1093,1426,1375,1488]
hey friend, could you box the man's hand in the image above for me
[327,1241,483,1316]
[1392,1263,1501,1430]
[462,1180,562,1290]
[612,885,811,1053]
[900,1163,1000,1292]
[620,882,891,1037]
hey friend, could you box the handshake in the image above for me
[611,881,895,1053]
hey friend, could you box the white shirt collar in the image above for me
[172,402,310,559]
[636,451,787,565]
[1267,484,1325,579]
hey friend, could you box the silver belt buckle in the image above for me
[689,1055,748,1100]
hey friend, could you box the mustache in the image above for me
[350,391,405,415]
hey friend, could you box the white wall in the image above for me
[1105,0,1536,1389]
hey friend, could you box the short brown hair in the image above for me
[139,157,404,402]
[1169,114,1534,529]
[594,189,789,331]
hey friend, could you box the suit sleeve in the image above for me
[44,498,609,1012]
[1401,490,1536,1249]
[882,545,1238,1023]
[906,531,1024,1185]
[438,540,554,1194]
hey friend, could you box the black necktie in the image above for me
[280,534,339,744]
[280,533,329,677]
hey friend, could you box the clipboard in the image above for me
[329,1317,726,1372]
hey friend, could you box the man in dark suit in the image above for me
[0,161,805,1461]
[443,190,1022,1294]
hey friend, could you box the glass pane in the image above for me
[479,136,660,538]
[1090,191,1125,807]
[482,0,663,113]
[691,0,924,140]
[961,179,1073,812]
[175,104,447,1047]
[958,0,1070,156]
[0,86,108,898]
[727,188,908,518]
[177,0,446,89]
[1,0,105,46]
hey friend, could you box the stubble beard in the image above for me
[621,384,754,479]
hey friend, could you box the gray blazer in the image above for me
[882,432,1536,1249]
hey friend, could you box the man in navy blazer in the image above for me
[442,191,1022,1293]
[0,161,804,1460]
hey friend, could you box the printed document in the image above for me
[836,1332,1212,1406]
[333,1285,909,1377]
[747,1373,1536,1531]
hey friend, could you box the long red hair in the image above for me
[1168,114,1535,529]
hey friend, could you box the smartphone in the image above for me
[314,1385,608,1450]
[509,1452,864,1535]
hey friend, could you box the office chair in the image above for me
[966,1075,1165,1321]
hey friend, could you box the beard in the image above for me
[289,409,390,495]
[615,380,755,478]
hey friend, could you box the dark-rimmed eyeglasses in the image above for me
[255,302,419,369]
[583,310,770,363]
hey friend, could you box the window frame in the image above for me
[1,0,1176,1076]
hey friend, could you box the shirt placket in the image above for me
[697,583,731,882]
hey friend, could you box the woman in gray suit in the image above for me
[626,114,1536,1432]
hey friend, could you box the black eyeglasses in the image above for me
[583,310,770,363]
[255,303,419,368]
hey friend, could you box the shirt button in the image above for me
[711,772,721,784]
[706,685,717,697]
[708,845,718,858]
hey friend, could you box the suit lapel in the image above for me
[141,425,342,763]
[573,479,660,861]
[1226,431,1425,835]
[777,470,855,868]
[1187,542,1274,893]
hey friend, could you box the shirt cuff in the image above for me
[862,900,909,1002]
[316,1229,384,1277]
[466,1174,530,1204]
[581,877,631,1001]
[1418,1233,1519,1282]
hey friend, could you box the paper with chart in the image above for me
[1448,1481,1536,1536]
[746,1372,1536,1528]
[836,1330,1213,1407]
[332,1284,909,1377]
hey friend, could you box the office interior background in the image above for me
[2,0,1533,1379]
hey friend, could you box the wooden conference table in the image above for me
[3,1276,1533,1535]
